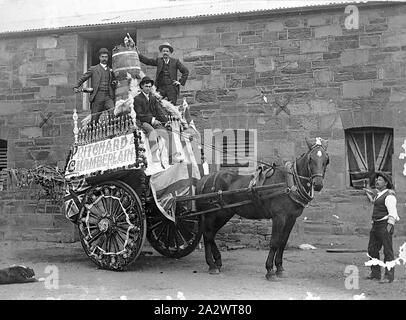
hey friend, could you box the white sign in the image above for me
[65,134,136,178]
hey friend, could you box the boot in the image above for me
[365,266,381,280]
[380,268,394,283]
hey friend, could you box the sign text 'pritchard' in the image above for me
[66,134,136,177]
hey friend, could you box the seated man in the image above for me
[134,76,170,164]
[133,76,169,133]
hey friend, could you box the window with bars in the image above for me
[0,139,7,191]
[345,127,393,189]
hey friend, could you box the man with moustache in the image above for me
[74,48,116,123]
[137,42,189,105]
[365,172,400,283]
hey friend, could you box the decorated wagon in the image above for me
[64,35,205,270]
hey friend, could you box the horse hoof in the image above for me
[209,268,220,275]
[265,270,276,281]
[276,270,287,278]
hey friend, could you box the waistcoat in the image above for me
[372,191,389,221]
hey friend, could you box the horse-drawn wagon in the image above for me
[6,34,330,278]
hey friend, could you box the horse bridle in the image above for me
[295,144,329,182]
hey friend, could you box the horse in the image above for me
[196,137,329,280]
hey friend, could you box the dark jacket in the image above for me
[133,92,168,124]
[138,54,189,91]
[75,64,115,102]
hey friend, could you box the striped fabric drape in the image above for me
[346,128,393,189]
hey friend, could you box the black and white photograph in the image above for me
[0,0,405,308]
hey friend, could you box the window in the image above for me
[345,127,393,189]
[0,139,7,191]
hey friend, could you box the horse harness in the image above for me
[200,167,279,216]
[198,143,328,213]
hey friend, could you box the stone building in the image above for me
[1,1,406,246]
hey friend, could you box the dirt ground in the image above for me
[0,234,405,300]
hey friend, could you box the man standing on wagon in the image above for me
[73,48,116,124]
[137,42,189,105]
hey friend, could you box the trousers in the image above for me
[91,91,114,123]
[367,221,395,280]
[157,85,178,105]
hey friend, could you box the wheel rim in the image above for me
[78,181,145,270]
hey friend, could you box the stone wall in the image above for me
[0,34,85,241]
[1,2,406,244]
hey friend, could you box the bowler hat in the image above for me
[98,48,110,56]
[373,171,393,189]
[139,76,154,87]
[159,42,174,53]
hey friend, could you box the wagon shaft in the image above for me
[175,182,287,202]
[176,183,289,218]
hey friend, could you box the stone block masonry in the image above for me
[0,33,81,242]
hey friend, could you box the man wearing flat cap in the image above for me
[74,48,116,123]
[365,172,400,283]
[137,42,189,105]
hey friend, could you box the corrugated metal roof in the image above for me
[0,0,400,35]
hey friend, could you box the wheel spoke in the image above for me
[105,234,111,253]
[115,230,126,248]
[88,231,103,245]
[164,223,173,249]
[153,220,168,244]
[99,234,107,251]
[94,198,107,216]
[111,233,120,253]
[175,227,188,247]
[172,225,181,251]
[111,198,121,219]
[100,196,109,214]
[149,219,164,231]
[115,205,126,221]
[87,204,104,218]
[176,221,194,243]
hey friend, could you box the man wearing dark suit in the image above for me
[73,48,116,123]
[134,76,170,163]
[133,76,169,134]
[137,42,189,105]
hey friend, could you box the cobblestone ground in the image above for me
[0,234,405,300]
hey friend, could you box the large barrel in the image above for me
[112,45,141,101]
[112,45,141,80]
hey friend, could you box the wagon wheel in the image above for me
[78,180,146,271]
[146,201,202,259]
